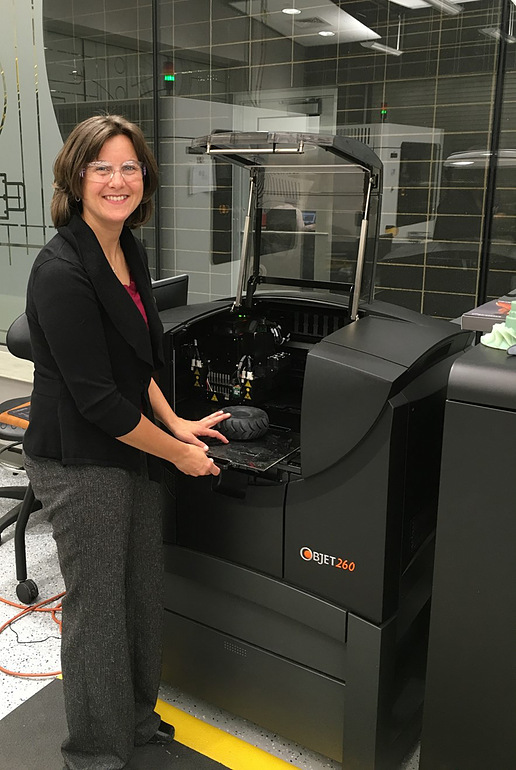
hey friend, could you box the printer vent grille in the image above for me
[224,640,248,658]
[293,311,345,339]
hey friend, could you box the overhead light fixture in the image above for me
[361,40,403,56]
[424,0,463,16]
[479,0,516,42]
[445,150,516,168]
[281,6,301,14]
[361,15,403,56]
[480,26,516,43]
[319,29,336,36]
[479,2,516,46]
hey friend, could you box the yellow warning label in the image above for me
[244,392,251,400]
[194,368,200,375]
[211,394,218,402]
[245,380,252,388]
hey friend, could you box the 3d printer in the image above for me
[158,132,472,770]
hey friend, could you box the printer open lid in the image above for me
[189,131,383,320]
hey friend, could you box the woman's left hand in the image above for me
[170,410,231,447]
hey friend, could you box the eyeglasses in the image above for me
[80,161,146,182]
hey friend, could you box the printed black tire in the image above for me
[219,406,269,441]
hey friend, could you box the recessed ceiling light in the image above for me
[319,30,336,37]
[281,7,301,14]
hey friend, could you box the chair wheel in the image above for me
[16,579,38,604]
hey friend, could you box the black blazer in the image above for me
[24,215,165,478]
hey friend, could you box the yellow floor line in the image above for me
[156,698,303,770]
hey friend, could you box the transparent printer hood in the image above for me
[189,131,383,319]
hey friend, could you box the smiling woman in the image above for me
[21,113,230,770]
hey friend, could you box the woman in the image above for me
[23,114,229,770]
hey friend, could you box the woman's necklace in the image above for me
[107,243,123,276]
[107,244,131,286]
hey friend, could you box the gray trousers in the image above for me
[24,456,164,770]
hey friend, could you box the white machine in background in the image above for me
[340,123,443,241]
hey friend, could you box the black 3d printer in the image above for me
[158,132,472,770]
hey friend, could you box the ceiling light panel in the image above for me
[229,0,380,47]
[388,0,475,9]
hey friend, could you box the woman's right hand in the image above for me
[117,413,220,476]
[174,443,220,477]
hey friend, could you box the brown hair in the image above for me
[51,114,158,228]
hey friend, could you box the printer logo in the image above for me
[299,546,356,572]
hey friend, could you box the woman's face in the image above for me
[80,134,144,233]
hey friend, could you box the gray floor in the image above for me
[0,374,420,769]
[0,374,32,402]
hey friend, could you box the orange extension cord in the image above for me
[0,591,64,678]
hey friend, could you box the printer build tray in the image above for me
[207,427,300,472]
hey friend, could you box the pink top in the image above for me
[124,279,148,327]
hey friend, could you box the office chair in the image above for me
[0,274,190,604]
[0,312,35,522]
[0,313,41,603]
[0,313,32,473]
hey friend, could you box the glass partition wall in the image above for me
[158,0,506,316]
[485,0,516,300]
[0,0,513,340]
